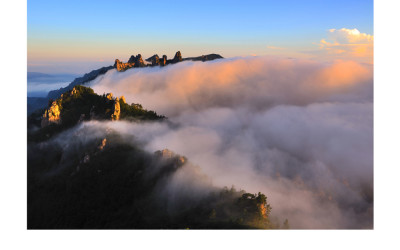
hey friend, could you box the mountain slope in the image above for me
[27,85,279,229]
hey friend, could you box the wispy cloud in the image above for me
[266,45,285,50]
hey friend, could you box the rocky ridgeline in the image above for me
[45,51,223,101]
[47,66,113,100]
[114,51,222,72]
[114,54,146,71]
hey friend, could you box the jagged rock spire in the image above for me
[172,51,182,63]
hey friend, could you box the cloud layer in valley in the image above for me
[83,56,373,228]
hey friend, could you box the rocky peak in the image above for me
[41,100,61,128]
[119,95,126,104]
[161,55,167,66]
[128,54,145,67]
[105,93,113,100]
[127,55,136,64]
[146,54,160,66]
[111,97,120,121]
[114,59,134,72]
[172,51,183,63]
[115,54,145,72]
[104,93,120,120]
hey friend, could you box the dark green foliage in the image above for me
[172,187,273,229]
[119,99,165,121]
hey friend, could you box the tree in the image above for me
[283,219,290,229]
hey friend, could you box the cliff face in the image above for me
[114,59,135,72]
[41,100,61,127]
[111,97,120,121]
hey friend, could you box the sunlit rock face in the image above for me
[97,138,107,150]
[105,93,120,120]
[161,55,167,66]
[114,59,135,72]
[105,93,113,100]
[258,203,267,219]
[112,97,120,121]
[119,95,126,104]
[41,101,61,127]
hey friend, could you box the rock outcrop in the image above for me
[120,95,126,104]
[97,138,107,150]
[155,149,187,166]
[105,93,120,120]
[41,100,61,127]
[111,97,120,121]
[171,51,182,63]
[161,55,167,66]
[146,54,160,66]
[115,54,146,72]
[128,54,145,67]
[114,59,135,72]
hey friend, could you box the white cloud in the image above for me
[326,28,373,44]
[318,28,373,62]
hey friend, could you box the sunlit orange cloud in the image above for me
[89,56,372,117]
[314,60,372,88]
[317,28,373,63]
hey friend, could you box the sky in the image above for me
[28,0,373,74]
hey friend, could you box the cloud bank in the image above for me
[319,28,373,62]
[86,56,373,228]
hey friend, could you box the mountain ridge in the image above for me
[46,51,223,100]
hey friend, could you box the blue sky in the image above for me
[28,0,373,73]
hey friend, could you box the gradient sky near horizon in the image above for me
[28,0,373,74]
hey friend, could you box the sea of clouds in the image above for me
[83,56,373,228]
